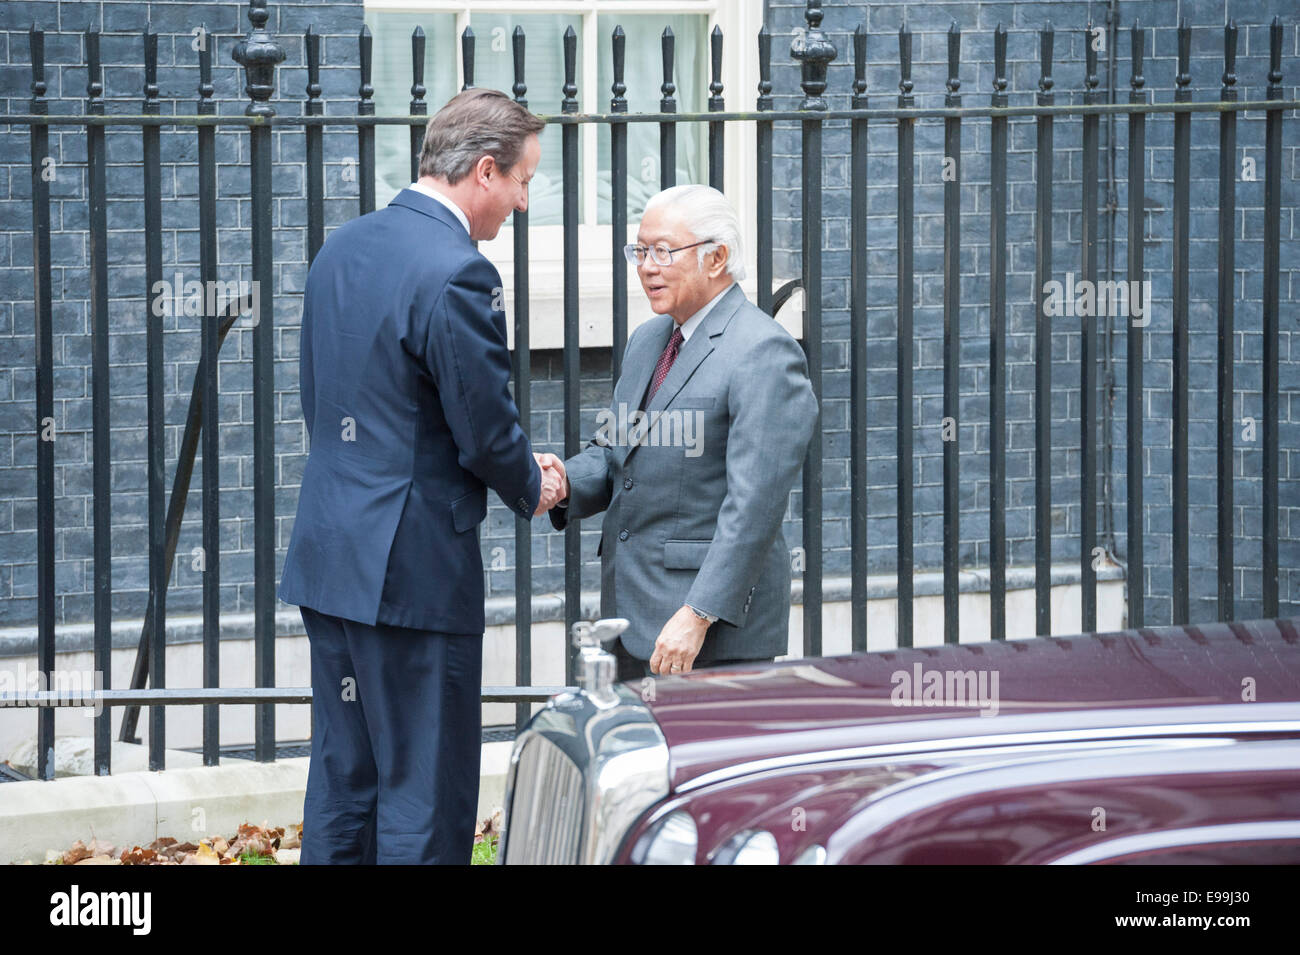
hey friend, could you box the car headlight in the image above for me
[632,811,698,865]
[712,829,780,865]
[792,844,827,865]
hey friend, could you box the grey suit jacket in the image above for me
[550,283,818,661]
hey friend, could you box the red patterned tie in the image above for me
[646,326,684,403]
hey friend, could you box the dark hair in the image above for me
[417,88,545,184]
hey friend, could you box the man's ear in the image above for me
[708,244,730,279]
[473,153,495,189]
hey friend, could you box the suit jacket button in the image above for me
[623,478,633,490]
[618,529,629,541]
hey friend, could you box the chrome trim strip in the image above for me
[676,713,1300,793]
[1047,821,1300,864]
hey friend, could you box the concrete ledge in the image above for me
[0,741,513,864]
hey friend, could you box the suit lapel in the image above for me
[621,284,746,466]
[644,283,745,415]
[615,316,671,468]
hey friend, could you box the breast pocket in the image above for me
[672,395,717,410]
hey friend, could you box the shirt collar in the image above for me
[407,181,470,236]
[676,282,736,342]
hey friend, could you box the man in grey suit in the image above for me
[550,184,818,679]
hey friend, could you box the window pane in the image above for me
[470,14,585,226]
[364,11,458,210]
[364,12,583,225]
[596,14,709,225]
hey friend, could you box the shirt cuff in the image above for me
[687,604,719,624]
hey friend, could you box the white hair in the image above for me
[642,184,746,281]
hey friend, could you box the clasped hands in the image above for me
[533,452,568,516]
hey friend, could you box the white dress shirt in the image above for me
[407,180,470,236]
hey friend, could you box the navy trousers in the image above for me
[299,607,482,865]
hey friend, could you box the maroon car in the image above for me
[499,617,1300,864]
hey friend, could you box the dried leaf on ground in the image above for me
[42,819,304,866]
[280,823,302,851]
[225,821,282,859]
[474,809,503,843]
[119,846,159,865]
[62,840,92,865]
[183,841,221,865]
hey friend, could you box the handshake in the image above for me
[533,452,568,516]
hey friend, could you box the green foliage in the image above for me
[472,836,498,866]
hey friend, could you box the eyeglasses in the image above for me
[623,239,715,267]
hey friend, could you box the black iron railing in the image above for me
[1,1,1295,778]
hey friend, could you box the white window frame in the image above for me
[365,0,800,348]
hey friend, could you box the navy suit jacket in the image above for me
[279,189,540,634]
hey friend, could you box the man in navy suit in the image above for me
[280,89,566,865]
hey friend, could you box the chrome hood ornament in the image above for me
[571,617,629,704]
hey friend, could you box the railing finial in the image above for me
[792,0,837,110]
[512,26,527,105]
[461,26,475,90]
[709,25,724,110]
[1176,18,1192,91]
[1130,21,1145,93]
[28,25,46,112]
[1222,20,1238,95]
[993,23,1008,95]
[1085,22,1100,91]
[143,27,159,112]
[562,25,578,114]
[411,26,427,109]
[87,27,104,108]
[232,0,285,119]
[897,20,913,104]
[305,25,321,104]
[1038,22,1055,97]
[357,26,374,113]
[946,20,961,101]
[852,24,867,107]
[611,25,627,112]
[661,25,676,110]
[1267,17,1284,97]
[756,24,772,110]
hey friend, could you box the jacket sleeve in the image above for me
[685,331,818,624]
[424,254,540,520]
[549,332,642,531]
[548,439,615,531]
